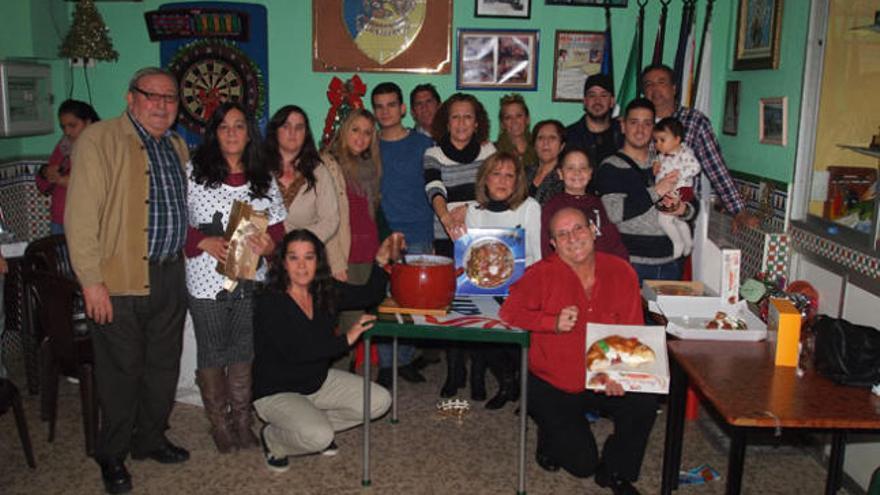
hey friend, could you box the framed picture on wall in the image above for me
[312,0,452,73]
[475,0,531,18]
[457,29,539,90]
[545,0,627,6]
[552,30,605,102]
[734,0,784,70]
[759,97,787,146]
[722,81,740,136]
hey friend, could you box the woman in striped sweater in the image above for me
[423,93,496,399]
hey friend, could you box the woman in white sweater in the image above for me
[463,150,541,409]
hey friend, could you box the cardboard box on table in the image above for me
[767,298,802,367]
[585,323,669,394]
[641,280,718,313]
[659,299,767,342]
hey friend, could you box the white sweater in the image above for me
[465,197,542,266]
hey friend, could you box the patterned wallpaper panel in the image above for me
[0,159,50,242]
[707,174,790,282]
[790,226,880,281]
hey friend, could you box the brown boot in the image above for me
[227,361,259,449]
[196,368,235,453]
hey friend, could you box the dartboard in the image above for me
[168,40,264,134]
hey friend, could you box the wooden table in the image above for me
[361,297,531,494]
[661,339,880,494]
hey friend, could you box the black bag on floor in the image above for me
[813,315,880,387]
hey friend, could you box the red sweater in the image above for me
[499,252,643,393]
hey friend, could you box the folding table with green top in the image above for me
[361,296,531,494]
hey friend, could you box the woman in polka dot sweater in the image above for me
[184,102,286,453]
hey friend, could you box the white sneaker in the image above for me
[321,441,339,457]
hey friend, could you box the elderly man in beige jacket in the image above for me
[66,67,190,495]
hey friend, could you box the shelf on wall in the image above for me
[838,144,880,159]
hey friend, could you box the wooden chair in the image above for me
[0,377,36,468]
[31,270,97,457]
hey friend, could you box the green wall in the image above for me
[716,1,811,184]
[1,0,810,186]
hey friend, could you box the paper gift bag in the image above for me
[215,200,269,282]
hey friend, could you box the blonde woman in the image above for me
[322,108,383,333]
[494,94,536,169]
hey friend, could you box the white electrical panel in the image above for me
[0,61,54,137]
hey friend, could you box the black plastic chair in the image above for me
[21,234,85,396]
[0,377,36,468]
[31,270,97,457]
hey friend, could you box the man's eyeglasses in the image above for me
[132,87,178,104]
[552,223,589,242]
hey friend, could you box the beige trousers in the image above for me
[253,369,390,457]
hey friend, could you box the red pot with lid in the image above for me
[390,255,456,310]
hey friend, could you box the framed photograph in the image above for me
[476,0,531,18]
[722,81,740,136]
[734,0,784,70]
[759,97,787,146]
[312,0,452,73]
[545,0,627,7]
[457,29,539,90]
[552,30,605,102]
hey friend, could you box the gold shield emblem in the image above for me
[343,0,427,65]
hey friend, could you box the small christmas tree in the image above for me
[321,75,366,148]
[59,0,119,62]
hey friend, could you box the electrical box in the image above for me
[0,61,54,137]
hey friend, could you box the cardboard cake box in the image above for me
[659,299,767,342]
[641,280,718,307]
[585,324,669,394]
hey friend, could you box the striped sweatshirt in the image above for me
[423,142,496,239]
[593,151,697,265]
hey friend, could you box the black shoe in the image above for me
[99,459,132,494]
[131,439,190,464]
[535,451,559,472]
[398,364,426,383]
[411,352,440,370]
[470,382,486,401]
[440,381,458,398]
[440,350,466,398]
[595,466,641,495]
[377,368,392,388]
[485,390,509,410]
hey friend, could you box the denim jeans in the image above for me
[631,258,683,287]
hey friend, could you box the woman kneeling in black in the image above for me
[252,229,396,472]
